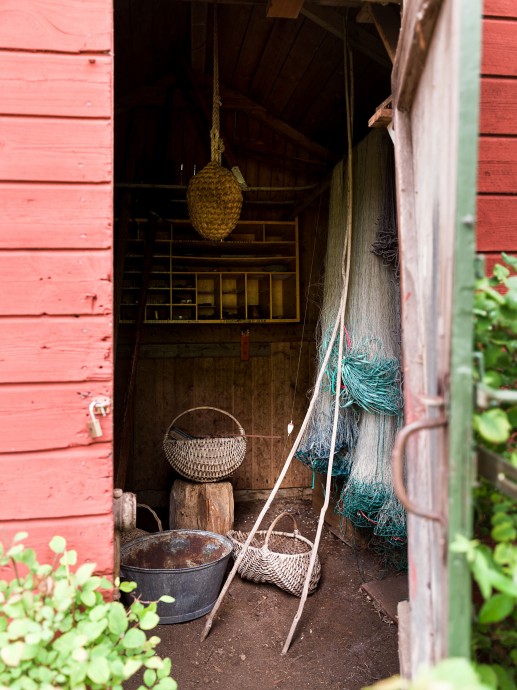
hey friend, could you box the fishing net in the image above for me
[334,130,405,543]
[296,129,406,543]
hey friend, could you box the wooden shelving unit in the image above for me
[120,219,300,324]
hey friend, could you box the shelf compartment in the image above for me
[246,273,271,320]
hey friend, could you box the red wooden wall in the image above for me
[0,1,114,574]
[479,0,517,271]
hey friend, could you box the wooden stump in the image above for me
[169,479,234,534]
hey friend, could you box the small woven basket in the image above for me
[227,512,321,597]
[163,406,247,483]
[187,161,243,241]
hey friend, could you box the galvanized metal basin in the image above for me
[120,529,232,624]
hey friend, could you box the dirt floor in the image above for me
[127,498,402,690]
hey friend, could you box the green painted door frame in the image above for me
[447,0,483,659]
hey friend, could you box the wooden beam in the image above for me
[368,94,393,128]
[300,5,392,69]
[266,0,304,18]
[173,0,401,6]
[368,3,400,63]
[191,3,208,74]
[212,78,337,163]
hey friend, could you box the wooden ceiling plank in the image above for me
[265,19,327,117]
[214,78,337,162]
[266,0,305,18]
[300,5,391,69]
[191,2,208,74]
[249,18,302,105]
[231,6,274,93]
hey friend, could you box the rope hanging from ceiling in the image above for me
[187,4,243,241]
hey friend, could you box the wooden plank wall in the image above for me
[118,208,325,507]
[478,0,517,270]
[0,1,114,573]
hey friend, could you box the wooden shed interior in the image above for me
[113,0,399,518]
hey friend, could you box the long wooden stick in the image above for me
[282,35,355,655]
[200,303,343,642]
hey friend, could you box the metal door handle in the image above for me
[392,416,447,524]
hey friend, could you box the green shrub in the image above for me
[0,533,177,690]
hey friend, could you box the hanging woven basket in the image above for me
[187,161,243,241]
[187,5,242,242]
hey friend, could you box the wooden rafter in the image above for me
[212,78,337,163]
[356,2,401,63]
[175,0,401,6]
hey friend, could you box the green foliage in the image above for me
[473,253,517,464]
[364,657,494,690]
[0,534,177,690]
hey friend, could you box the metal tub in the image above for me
[120,529,232,624]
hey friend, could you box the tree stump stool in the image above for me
[169,479,234,535]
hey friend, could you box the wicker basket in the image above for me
[187,161,243,241]
[227,512,321,597]
[163,406,247,483]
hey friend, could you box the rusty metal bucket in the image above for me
[120,530,233,624]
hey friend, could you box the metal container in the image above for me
[120,530,232,624]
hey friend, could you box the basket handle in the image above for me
[264,512,299,549]
[137,503,163,532]
[166,406,245,437]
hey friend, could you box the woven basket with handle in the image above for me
[227,512,321,597]
[163,406,247,483]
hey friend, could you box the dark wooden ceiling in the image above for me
[114,0,397,217]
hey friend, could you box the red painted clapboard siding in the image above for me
[0,0,112,53]
[480,78,517,134]
[0,53,112,118]
[0,184,112,249]
[483,252,517,276]
[478,137,517,193]
[0,515,114,576]
[0,252,111,316]
[0,118,111,183]
[0,445,112,521]
[0,318,112,383]
[477,196,517,250]
[483,0,517,17]
[482,19,517,76]
[0,383,112,453]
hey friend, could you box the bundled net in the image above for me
[296,129,406,545]
[334,130,405,544]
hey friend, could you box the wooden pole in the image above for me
[200,299,343,642]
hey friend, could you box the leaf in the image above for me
[475,664,498,689]
[121,628,147,649]
[159,595,175,604]
[12,532,28,544]
[475,409,511,445]
[502,252,517,270]
[49,536,66,554]
[491,521,517,543]
[74,563,96,586]
[144,669,157,687]
[478,593,515,624]
[119,580,138,593]
[80,590,97,608]
[60,550,77,566]
[87,657,111,686]
[507,406,517,428]
[108,602,129,636]
[492,664,517,690]
[123,659,143,680]
[145,657,165,670]
[155,678,178,690]
[483,371,502,389]
[157,658,172,680]
[138,611,160,631]
[0,642,25,667]
[494,263,510,283]
[471,549,494,599]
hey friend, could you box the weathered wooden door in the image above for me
[392,0,482,675]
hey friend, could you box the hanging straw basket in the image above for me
[227,512,321,597]
[187,161,243,241]
[163,406,247,483]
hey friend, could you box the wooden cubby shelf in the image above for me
[119,219,300,324]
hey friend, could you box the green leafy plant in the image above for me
[364,657,493,690]
[473,252,517,463]
[0,533,177,690]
